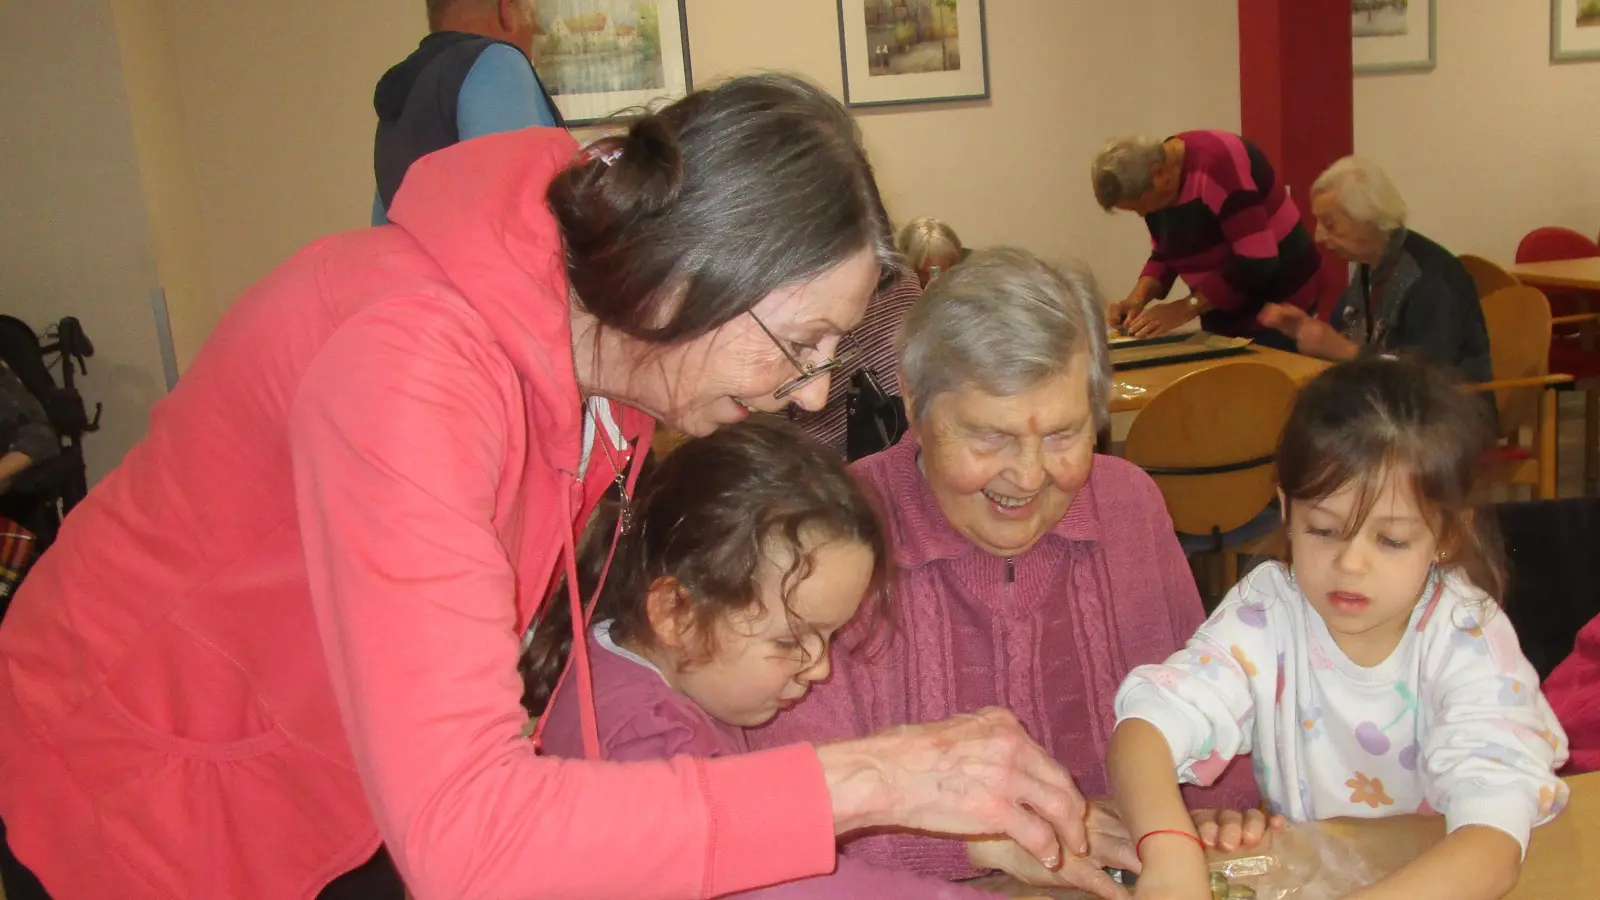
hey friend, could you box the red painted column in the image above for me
[1239,0,1354,313]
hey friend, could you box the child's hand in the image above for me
[968,838,1130,899]
[1190,806,1287,853]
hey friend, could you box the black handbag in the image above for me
[845,369,908,462]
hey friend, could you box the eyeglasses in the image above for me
[749,313,863,401]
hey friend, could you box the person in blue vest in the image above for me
[372,0,563,225]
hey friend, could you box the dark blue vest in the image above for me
[372,32,564,210]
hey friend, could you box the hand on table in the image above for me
[1107,294,1147,331]
[818,707,1089,870]
[1126,300,1196,339]
[1190,806,1286,854]
[1258,304,1356,362]
[1256,302,1308,338]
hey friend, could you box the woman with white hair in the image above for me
[1258,155,1492,384]
[1091,132,1322,349]
[751,248,1267,899]
[897,217,968,287]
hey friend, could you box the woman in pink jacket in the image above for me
[0,75,1087,900]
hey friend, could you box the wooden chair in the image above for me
[1459,254,1520,299]
[1516,229,1600,495]
[1124,362,1299,602]
[1476,286,1573,499]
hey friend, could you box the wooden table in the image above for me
[1508,257,1600,291]
[977,771,1600,899]
[1110,345,1331,414]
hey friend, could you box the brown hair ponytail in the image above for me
[547,73,900,345]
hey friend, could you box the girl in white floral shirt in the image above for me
[1108,357,1568,900]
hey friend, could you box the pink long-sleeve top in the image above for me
[749,439,1260,880]
[0,128,835,899]
[1545,612,1600,775]
[541,624,1001,899]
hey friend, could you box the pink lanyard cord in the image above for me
[529,427,654,759]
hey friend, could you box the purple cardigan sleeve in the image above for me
[747,637,982,881]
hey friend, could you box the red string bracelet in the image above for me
[1135,829,1206,862]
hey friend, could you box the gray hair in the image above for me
[1090,136,1166,211]
[1311,155,1408,234]
[899,247,1112,429]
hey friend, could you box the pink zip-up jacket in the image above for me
[750,440,1260,880]
[541,626,1002,899]
[0,128,835,899]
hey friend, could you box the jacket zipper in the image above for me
[1005,557,1015,584]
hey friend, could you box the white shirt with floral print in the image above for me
[1115,562,1569,854]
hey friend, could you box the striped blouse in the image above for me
[1139,130,1323,336]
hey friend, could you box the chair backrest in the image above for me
[1516,226,1600,264]
[1124,362,1299,537]
[1458,254,1520,299]
[1480,285,1552,438]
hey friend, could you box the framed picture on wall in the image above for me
[1552,0,1600,63]
[1351,0,1436,75]
[837,0,989,108]
[530,0,692,125]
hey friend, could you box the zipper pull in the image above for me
[1005,558,1015,584]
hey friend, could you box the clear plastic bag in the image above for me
[1208,825,1388,900]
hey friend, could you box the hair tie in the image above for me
[586,144,623,168]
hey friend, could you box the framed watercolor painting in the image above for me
[837,0,989,108]
[1552,0,1600,63]
[530,0,692,125]
[1351,0,1436,75]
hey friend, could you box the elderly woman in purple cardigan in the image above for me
[750,248,1265,899]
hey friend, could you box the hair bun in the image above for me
[609,115,684,217]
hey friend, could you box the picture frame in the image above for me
[836,0,989,108]
[530,0,692,126]
[1351,0,1436,75]
[1551,0,1600,63]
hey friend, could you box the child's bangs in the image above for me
[1286,440,1426,541]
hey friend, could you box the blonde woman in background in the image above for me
[898,217,967,287]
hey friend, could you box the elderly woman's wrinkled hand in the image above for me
[1256,303,1307,338]
[1126,300,1195,339]
[1107,294,1145,330]
[817,708,1090,869]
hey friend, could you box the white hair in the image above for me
[896,217,964,272]
[1090,136,1166,210]
[1311,155,1409,234]
[898,247,1112,429]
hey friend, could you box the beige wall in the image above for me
[111,0,218,371]
[160,0,1241,311]
[681,0,1241,297]
[0,0,169,482]
[1354,0,1600,260]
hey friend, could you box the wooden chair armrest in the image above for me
[1469,374,1575,393]
[1553,312,1600,326]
